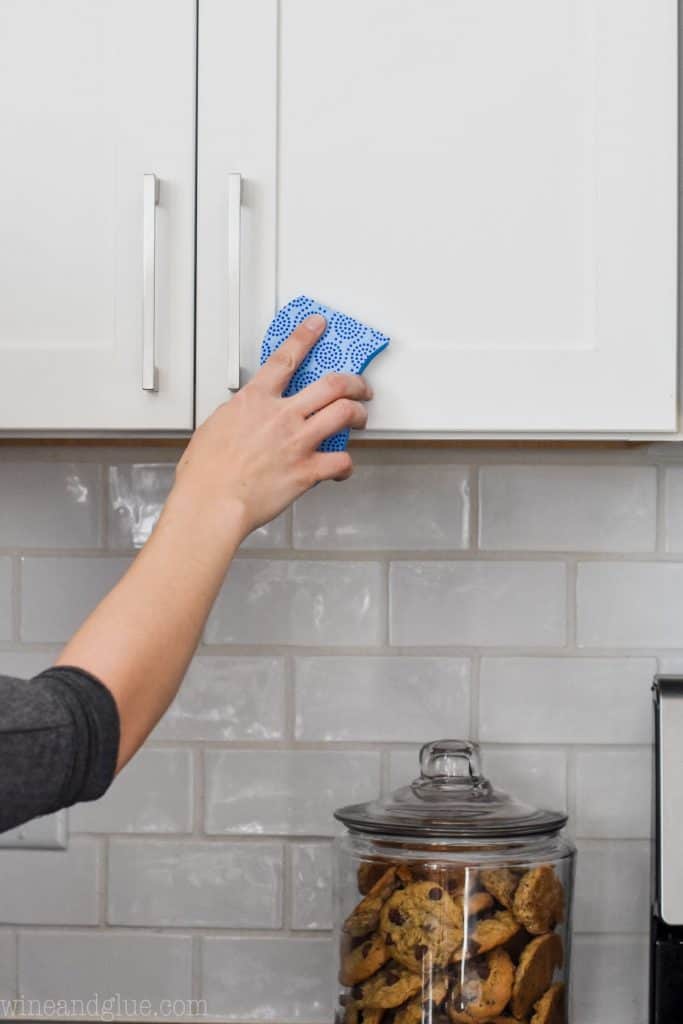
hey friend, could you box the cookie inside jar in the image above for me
[333,741,575,1024]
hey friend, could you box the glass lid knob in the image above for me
[416,739,487,791]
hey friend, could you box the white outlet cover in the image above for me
[0,810,67,849]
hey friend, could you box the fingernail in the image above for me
[304,313,326,332]
[365,382,374,399]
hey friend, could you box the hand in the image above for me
[171,313,373,540]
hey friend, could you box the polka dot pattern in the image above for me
[260,294,390,453]
[285,368,318,396]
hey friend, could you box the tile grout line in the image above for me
[99,461,109,550]
[284,654,296,743]
[191,933,201,1004]
[13,929,19,1000]
[565,558,578,650]
[470,464,480,552]
[192,748,203,836]
[565,747,577,830]
[469,655,480,744]
[656,462,667,554]
[10,553,21,645]
[281,840,293,931]
[382,559,391,647]
[7,547,683,563]
[99,837,109,928]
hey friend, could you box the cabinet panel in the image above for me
[197,0,677,436]
[0,0,195,432]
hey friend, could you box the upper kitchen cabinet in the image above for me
[197,0,678,438]
[0,0,196,433]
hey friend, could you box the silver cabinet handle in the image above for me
[227,172,242,391]
[142,173,160,392]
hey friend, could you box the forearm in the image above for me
[54,484,246,771]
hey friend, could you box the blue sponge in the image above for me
[260,294,390,452]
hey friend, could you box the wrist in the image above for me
[160,482,251,558]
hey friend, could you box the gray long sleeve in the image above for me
[0,665,120,833]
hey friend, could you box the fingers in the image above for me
[255,313,327,395]
[303,397,368,448]
[290,371,373,417]
[309,450,354,484]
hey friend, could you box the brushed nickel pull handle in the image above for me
[142,173,160,392]
[227,172,242,391]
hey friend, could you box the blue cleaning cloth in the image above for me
[260,294,390,452]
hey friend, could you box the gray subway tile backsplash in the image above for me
[18,931,193,1005]
[201,936,333,1021]
[204,750,381,836]
[390,560,567,647]
[479,464,657,551]
[664,465,683,551]
[205,558,385,646]
[0,463,101,549]
[572,934,648,1024]
[574,748,651,839]
[289,842,334,931]
[478,746,568,814]
[69,748,193,835]
[20,555,131,642]
[0,931,16,1000]
[293,463,470,550]
[0,445,677,1020]
[578,561,683,647]
[574,839,650,933]
[151,655,287,742]
[108,463,288,551]
[107,840,283,928]
[0,839,99,925]
[479,657,655,744]
[294,656,471,741]
[0,557,12,644]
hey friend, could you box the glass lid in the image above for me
[334,740,568,839]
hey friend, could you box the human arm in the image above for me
[52,312,372,771]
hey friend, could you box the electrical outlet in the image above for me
[0,810,67,850]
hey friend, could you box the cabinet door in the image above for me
[197,0,677,436]
[0,0,195,432]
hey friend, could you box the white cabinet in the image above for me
[0,1,677,438]
[0,0,196,432]
[197,0,678,439]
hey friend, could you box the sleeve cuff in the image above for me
[32,664,121,803]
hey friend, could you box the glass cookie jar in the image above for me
[333,741,575,1024]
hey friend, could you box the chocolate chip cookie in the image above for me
[358,862,391,896]
[340,933,391,986]
[512,868,564,936]
[354,964,423,1010]
[503,927,535,965]
[510,933,563,1019]
[343,1003,384,1024]
[416,865,479,900]
[462,892,494,918]
[393,975,448,1024]
[447,948,515,1023]
[380,881,463,973]
[530,983,566,1024]
[480,868,521,911]
[344,867,403,939]
[453,910,521,962]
